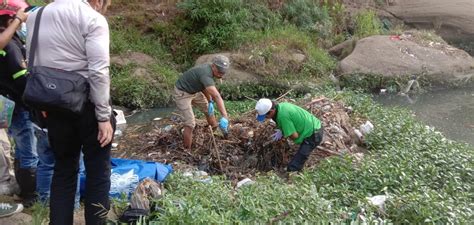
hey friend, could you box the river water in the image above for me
[374,87,474,146]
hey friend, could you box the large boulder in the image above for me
[339,34,474,85]
[386,0,474,42]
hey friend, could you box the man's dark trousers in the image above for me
[287,129,324,172]
[46,102,115,225]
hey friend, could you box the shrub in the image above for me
[280,0,332,37]
[354,10,382,38]
[110,64,178,109]
[176,0,249,54]
[242,0,282,31]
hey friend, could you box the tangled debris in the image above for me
[115,97,367,180]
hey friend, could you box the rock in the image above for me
[339,34,474,85]
[387,0,474,39]
[289,53,306,64]
[131,68,150,78]
[0,212,32,225]
[329,39,358,60]
[111,52,154,67]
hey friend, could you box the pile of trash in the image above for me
[115,97,370,180]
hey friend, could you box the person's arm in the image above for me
[288,132,299,140]
[0,9,27,49]
[85,15,113,147]
[203,86,228,119]
[202,91,212,102]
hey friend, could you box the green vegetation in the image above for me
[148,89,473,223]
[354,10,382,38]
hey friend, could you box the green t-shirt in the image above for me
[275,102,321,144]
[175,64,215,94]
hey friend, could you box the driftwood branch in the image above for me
[209,126,224,171]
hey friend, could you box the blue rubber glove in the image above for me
[208,99,214,116]
[219,117,229,133]
[271,129,283,141]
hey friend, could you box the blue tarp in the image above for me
[80,158,173,198]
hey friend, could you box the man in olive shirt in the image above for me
[174,55,230,149]
[255,98,323,171]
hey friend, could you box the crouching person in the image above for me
[255,99,324,172]
[173,55,230,149]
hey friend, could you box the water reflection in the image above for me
[374,87,474,146]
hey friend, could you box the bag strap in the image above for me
[28,6,46,71]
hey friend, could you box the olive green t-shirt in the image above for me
[275,102,322,144]
[175,64,215,94]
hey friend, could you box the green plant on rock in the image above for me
[280,0,333,37]
[354,10,382,38]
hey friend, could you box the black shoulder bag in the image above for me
[23,6,89,116]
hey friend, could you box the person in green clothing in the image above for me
[174,55,230,149]
[255,98,324,171]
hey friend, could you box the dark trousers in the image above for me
[288,129,324,172]
[46,103,115,225]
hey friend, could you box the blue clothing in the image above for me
[8,107,37,169]
[35,127,84,209]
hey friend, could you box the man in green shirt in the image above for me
[174,55,230,149]
[255,98,324,171]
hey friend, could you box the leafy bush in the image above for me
[354,10,382,38]
[110,64,178,109]
[176,0,249,54]
[280,0,332,36]
[242,0,282,31]
[218,80,309,101]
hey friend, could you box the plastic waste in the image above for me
[163,125,174,132]
[183,171,212,184]
[367,195,388,211]
[354,129,363,140]
[114,130,123,137]
[0,95,15,128]
[236,178,255,189]
[114,109,127,131]
[359,121,374,135]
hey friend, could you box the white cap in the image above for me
[255,98,272,122]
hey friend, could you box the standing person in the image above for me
[255,99,324,172]
[0,8,38,207]
[34,124,84,210]
[26,0,115,224]
[174,55,230,149]
[0,3,29,216]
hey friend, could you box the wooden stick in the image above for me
[243,95,257,101]
[275,89,293,101]
[304,97,326,107]
[209,126,224,172]
[317,146,343,156]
